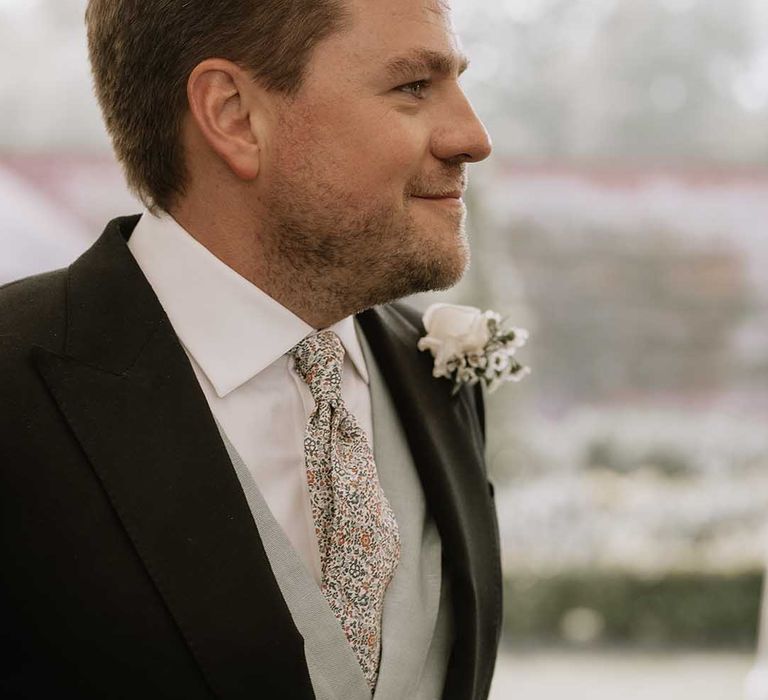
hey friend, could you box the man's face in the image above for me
[259,0,492,313]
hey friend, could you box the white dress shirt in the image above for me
[127,210,373,584]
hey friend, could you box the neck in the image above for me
[169,202,354,330]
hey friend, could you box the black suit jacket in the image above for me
[0,215,502,699]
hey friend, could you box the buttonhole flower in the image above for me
[417,303,531,396]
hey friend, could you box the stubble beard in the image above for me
[260,176,470,323]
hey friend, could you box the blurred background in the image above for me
[2,0,767,698]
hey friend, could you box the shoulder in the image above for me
[0,269,70,465]
[0,267,68,359]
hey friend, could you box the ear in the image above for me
[186,58,269,181]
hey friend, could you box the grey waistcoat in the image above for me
[217,322,454,699]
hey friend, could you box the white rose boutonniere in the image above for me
[417,303,531,395]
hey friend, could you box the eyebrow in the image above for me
[384,48,470,82]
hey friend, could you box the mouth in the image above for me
[412,190,463,200]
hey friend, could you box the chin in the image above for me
[423,243,470,291]
[381,234,469,303]
[359,254,467,312]
[417,217,470,289]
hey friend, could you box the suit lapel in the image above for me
[33,216,314,700]
[357,304,502,700]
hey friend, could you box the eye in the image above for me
[397,79,432,99]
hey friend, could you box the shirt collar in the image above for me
[127,210,370,397]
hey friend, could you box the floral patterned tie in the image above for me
[289,330,401,690]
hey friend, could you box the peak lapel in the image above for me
[33,216,313,700]
[356,304,502,700]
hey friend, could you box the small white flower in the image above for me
[467,352,487,370]
[488,350,511,373]
[446,355,468,372]
[508,327,529,349]
[483,310,502,326]
[418,302,530,395]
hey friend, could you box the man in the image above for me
[0,0,500,698]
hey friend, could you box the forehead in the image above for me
[348,0,453,28]
[312,0,463,79]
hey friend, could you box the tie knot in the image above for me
[290,330,345,404]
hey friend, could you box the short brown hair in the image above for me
[86,0,349,213]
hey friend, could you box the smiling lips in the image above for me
[412,193,466,213]
[415,192,462,199]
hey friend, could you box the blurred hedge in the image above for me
[503,570,763,648]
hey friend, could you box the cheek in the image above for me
[288,98,425,195]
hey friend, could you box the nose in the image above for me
[432,87,493,164]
